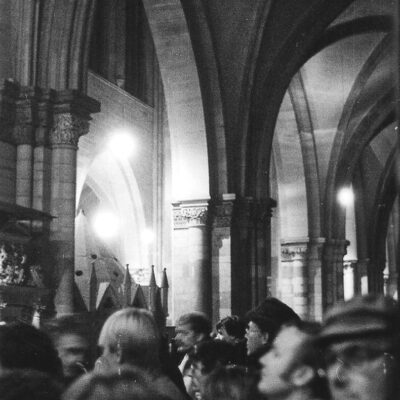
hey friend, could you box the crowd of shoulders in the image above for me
[0,293,398,400]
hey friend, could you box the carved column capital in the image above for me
[209,194,235,228]
[50,90,100,148]
[35,89,55,147]
[281,240,309,261]
[173,200,209,229]
[0,80,19,143]
[234,196,277,227]
[10,86,39,146]
[50,113,90,147]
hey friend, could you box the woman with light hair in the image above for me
[63,366,169,400]
[95,307,187,400]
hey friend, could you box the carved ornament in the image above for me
[173,204,208,228]
[281,244,308,260]
[50,113,89,147]
[210,200,234,228]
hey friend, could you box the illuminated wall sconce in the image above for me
[92,210,119,239]
[337,186,354,207]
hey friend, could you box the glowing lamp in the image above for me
[92,211,119,239]
[337,187,354,207]
[108,129,136,158]
[143,228,154,244]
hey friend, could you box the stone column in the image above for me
[232,197,276,315]
[209,194,235,324]
[0,81,18,203]
[352,258,368,295]
[172,200,210,319]
[307,238,325,320]
[368,256,385,294]
[33,89,53,214]
[280,241,308,319]
[49,90,99,315]
[12,87,36,208]
[322,239,349,309]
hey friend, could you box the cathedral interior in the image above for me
[0,0,398,326]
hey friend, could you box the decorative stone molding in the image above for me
[0,81,20,143]
[234,196,277,227]
[12,88,36,145]
[49,90,100,148]
[281,243,308,260]
[209,194,235,228]
[173,200,209,229]
[50,113,89,147]
[35,89,55,147]
[13,124,34,146]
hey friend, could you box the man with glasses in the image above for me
[245,297,300,368]
[318,294,399,400]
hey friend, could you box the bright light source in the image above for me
[108,129,136,158]
[92,210,119,239]
[143,228,154,244]
[337,187,354,207]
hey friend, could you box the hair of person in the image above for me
[0,322,63,379]
[43,313,90,343]
[176,312,211,336]
[245,297,300,344]
[63,366,170,400]
[216,316,246,340]
[98,307,161,369]
[202,365,261,400]
[188,340,236,374]
[280,320,330,400]
[0,369,63,400]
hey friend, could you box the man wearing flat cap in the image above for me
[318,294,400,400]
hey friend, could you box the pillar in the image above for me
[12,87,36,208]
[322,239,349,309]
[307,238,325,320]
[352,258,369,295]
[368,256,385,294]
[232,197,276,315]
[209,194,235,325]
[49,90,99,315]
[280,241,308,319]
[172,200,210,319]
[33,89,53,214]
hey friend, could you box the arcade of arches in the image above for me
[0,0,398,325]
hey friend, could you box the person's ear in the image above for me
[196,332,207,342]
[261,332,269,345]
[291,365,315,387]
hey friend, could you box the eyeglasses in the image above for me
[245,327,262,335]
[325,346,393,370]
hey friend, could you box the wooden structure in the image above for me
[0,201,52,324]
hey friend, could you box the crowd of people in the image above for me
[0,293,398,400]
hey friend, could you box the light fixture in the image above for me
[92,210,119,239]
[142,228,154,244]
[108,128,136,158]
[337,187,354,207]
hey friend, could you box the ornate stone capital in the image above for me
[50,113,89,147]
[209,194,235,228]
[0,80,20,143]
[173,200,209,229]
[49,90,100,148]
[35,89,55,147]
[10,86,39,146]
[323,238,349,261]
[234,196,277,227]
[281,241,309,261]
